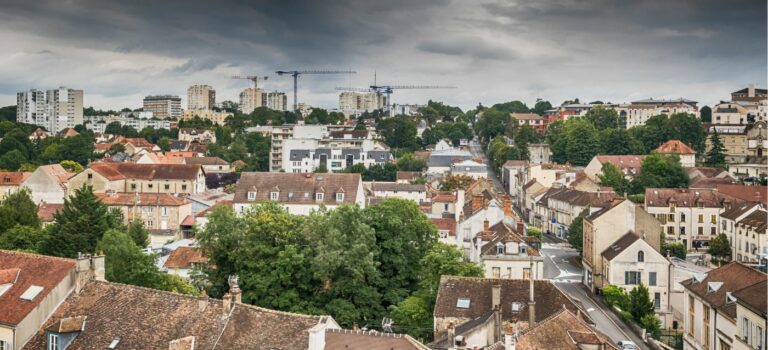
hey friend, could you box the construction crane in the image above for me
[231,75,269,90]
[276,70,356,112]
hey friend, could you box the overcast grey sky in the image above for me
[0,0,765,111]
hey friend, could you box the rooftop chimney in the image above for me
[492,279,501,309]
[503,197,513,217]
[528,260,536,328]
[472,194,483,212]
[228,275,242,304]
[484,218,490,232]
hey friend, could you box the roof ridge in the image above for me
[0,249,76,264]
[234,300,327,319]
[516,308,569,337]
[89,279,216,302]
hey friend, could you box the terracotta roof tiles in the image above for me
[163,246,208,269]
[655,140,696,155]
[96,193,190,206]
[235,172,361,206]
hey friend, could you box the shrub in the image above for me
[603,285,629,310]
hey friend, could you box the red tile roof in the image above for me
[122,137,155,148]
[0,172,31,186]
[234,172,362,206]
[680,262,767,319]
[0,250,76,325]
[511,113,545,121]
[96,193,190,206]
[323,329,427,349]
[163,246,208,269]
[37,202,64,222]
[516,309,617,350]
[717,184,768,206]
[431,218,457,236]
[432,192,457,202]
[595,155,646,172]
[89,162,202,181]
[655,140,696,155]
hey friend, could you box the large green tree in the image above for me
[0,189,41,232]
[708,234,731,263]
[628,284,655,321]
[598,163,630,195]
[585,106,619,130]
[704,131,727,169]
[42,185,120,258]
[564,119,600,166]
[568,208,588,252]
[631,153,689,192]
[364,199,438,305]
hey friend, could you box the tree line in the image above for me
[197,199,482,340]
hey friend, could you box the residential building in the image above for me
[120,137,161,155]
[67,163,206,195]
[233,172,365,215]
[601,232,673,327]
[181,109,232,125]
[582,199,661,292]
[269,124,367,172]
[543,188,617,240]
[713,101,752,125]
[0,172,30,200]
[451,159,488,179]
[162,246,208,279]
[510,113,547,132]
[263,91,288,111]
[706,124,749,164]
[178,128,217,144]
[427,148,473,175]
[142,95,182,119]
[96,192,192,247]
[681,262,766,350]
[669,257,712,330]
[733,280,767,350]
[84,114,173,134]
[28,128,49,140]
[16,89,46,128]
[513,308,618,350]
[731,84,768,103]
[471,219,545,280]
[396,171,422,183]
[187,84,215,110]
[716,184,768,206]
[239,87,263,114]
[431,191,459,217]
[746,120,767,164]
[0,250,100,350]
[584,155,646,181]
[720,204,767,265]
[184,157,232,174]
[338,91,386,112]
[527,143,551,165]
[656,139,697,167]
[502,160,529,206]
[22,270,345,349]
[432,276,581,347]
[17,87,83,132]
[365,182,428,204]
[279,127,390,173]
[613,99,698,128]
[21,164,72,204]
[37,202,63,227]
[645,188,732,249]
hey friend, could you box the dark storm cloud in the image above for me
[0,0,764,109]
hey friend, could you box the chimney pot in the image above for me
[484,218,490,232]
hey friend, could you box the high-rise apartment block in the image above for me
[263,91,288,111]
[17,86,83,132]
[187,85,216,110]
[239,88,263,114]
[338,91,386,112]
[143,95,182,119]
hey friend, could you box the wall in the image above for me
[22,170,67,204]
[13,270,75,349]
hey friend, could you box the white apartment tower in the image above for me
[263,91,288,111]
[239,87,263,114]
[17,86,83,132]
[187,85,216,110]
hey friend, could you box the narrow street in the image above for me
[468,138,649,348]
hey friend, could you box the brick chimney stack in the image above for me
[503,196,513,217]
[483,218,490,232]
[528,260,536,328]
[228,275,242,304]
[472,194,483,212]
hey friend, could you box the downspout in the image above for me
[713,308,717,350]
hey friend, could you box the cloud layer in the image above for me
[0,0,765,110]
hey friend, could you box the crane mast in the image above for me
[276,70,356,112]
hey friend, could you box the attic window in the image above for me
[0,284,11,297]
[496,242,505,255]
[247,191,256,201]
[20,285,44,301]
[456,298,470,309]
[316,193,324,201]
[725,292,736,304]
[270,191,279,201]
[336,193,344,202]
[707,282,723,294]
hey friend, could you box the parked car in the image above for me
[617,340,637,349]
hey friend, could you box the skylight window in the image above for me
[0,284,11,298]
[20,285,44,301]
[456,298,470,309]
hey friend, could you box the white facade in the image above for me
[366,182,427,204]
[85,114,172,133]
[187,85,215,110]
[17,87,83,132]
[612,101,698,128]
[338,91,385,112]
[263,91,287,111]
[450,160,488,179]
[239,87,263,114]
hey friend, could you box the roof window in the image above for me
[456,298,470,309]
[20,285,44,301]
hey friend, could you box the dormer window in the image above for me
[496,242,505,255]
[270,191,279,201]
[638,251,645,262]
[247,191,256,201]
[48,334,59,350]
[316,193,324,201]
[336,193,344,202]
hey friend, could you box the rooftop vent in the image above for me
[108,337,120,349]
[20,285,44,301]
